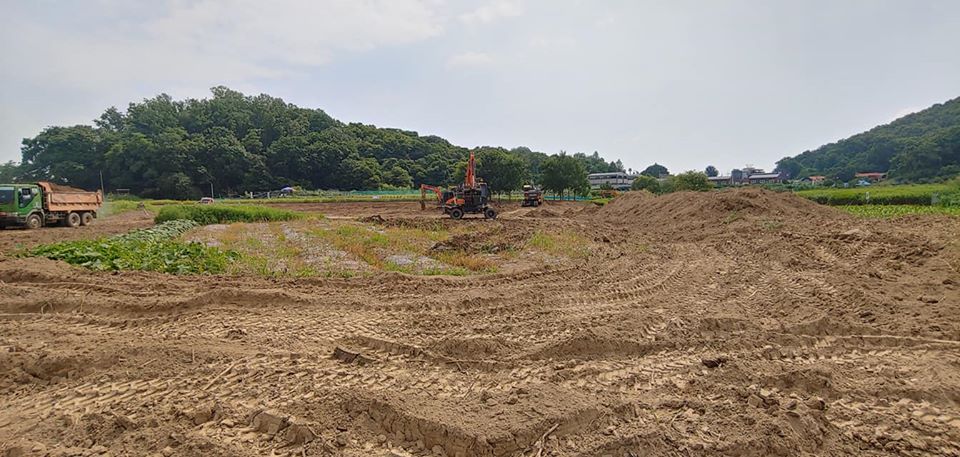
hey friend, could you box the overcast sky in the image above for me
[1,0,959,174]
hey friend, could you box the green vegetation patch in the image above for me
[839,205,960,218]
[155,204,304,225]
[311,223,481,275]
[527,231,590,258]
[27,220,236,274]
[796,184,953,206]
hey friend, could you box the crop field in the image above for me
[840,204,960,218]
[1,189,959,457]
[795,183,958,205]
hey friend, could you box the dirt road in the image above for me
[1,189,958,456]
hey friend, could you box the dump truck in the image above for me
[0,182,103,229]
[521,184,543,207]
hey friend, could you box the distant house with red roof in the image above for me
[854,172,888,182]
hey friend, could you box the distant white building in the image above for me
[588,172,635,190]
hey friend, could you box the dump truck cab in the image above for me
[0,183,44,229]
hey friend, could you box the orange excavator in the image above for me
[420,151,496,219]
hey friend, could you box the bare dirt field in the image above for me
[2,189,959,457]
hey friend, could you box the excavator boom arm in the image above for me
[420,184,445,210]
[465,151,476,189]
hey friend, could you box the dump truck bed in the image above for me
[38,181,103,212]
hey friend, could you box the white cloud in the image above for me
[459,0,523,25]
[0,0,446,91]
[148,0,444,67]
[0,0,448,160]
[446,51,496,68]
[528,35,576,49]
[595,13,617,27]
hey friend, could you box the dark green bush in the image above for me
[154,204,302,225]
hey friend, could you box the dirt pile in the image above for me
[2,199,959,457]
[44,183,93,193]
[595,188,847,236]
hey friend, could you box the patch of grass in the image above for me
[27,220,237,274]
[311,222,491,274]
[839,205,960,218]
[723,211,742,224]
[433,251,498,273]
[314,224,428,269]
[155,204,304,225]
[383,260,470,276]
[527,231,590,258]
[101,200,148,216]
[759,219,784,231]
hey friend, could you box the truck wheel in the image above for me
[67,212,81,228]
[450,208,464,220]
[80,212,94,226]
[26,214,42,230]
[484,208,497,220]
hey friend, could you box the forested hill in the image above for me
[775,96,960,182]
[12,86,623,199]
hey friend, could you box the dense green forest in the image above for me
[9,87,623,199]
[775,96,960,182]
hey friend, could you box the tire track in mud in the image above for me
[3,193,960,456]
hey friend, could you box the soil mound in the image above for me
[45,182,92,192]
[595,188,845,236]
[523,208,561,218]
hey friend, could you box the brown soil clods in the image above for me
[1,190,959,456]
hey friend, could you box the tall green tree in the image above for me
[541,153,589,199]
[0,161,21,183]
[631,175,660,193]
[474,148,527,196]
[662,171,711,193]
[773,157,802,179]
[20,125,105,190]
[641,163,669,177]
[705,165,719,177]
[16,87,625,197]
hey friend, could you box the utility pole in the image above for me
[210,182,214,198]
[99,170,105,201]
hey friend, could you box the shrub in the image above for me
[631,175,660,193]
[662,171,711,193]
[155,204,303,225]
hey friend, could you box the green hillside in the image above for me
[10,87,622,199]
[776,97,960,182]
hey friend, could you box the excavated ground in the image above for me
[1,189,959,457]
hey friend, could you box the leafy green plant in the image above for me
[27,220,237,274]
[155,204,303,225]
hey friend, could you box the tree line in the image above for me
[7,87,624,199]
[774,96,960,183]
